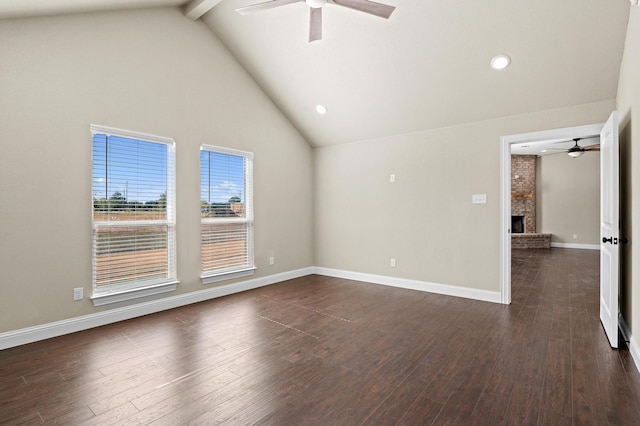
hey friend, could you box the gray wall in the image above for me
[0,8,314,332]
[537,152,600,245]
[314,101,614,292]
[617,6,640,344]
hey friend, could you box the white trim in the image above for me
[201,217,249,225]
[0,265,507,350]
[0,267,313,350]
[201,143,254,160]
[620,315,640,374]
[500,136,512,304]
[200,144,255,278]
[91,281,178,306]
[91,125,178,300]
[201,267,256,284]
[550,242,600,251]
[313,267,501,304]
[90,124,175,147]
[92,220,173,228]
[500,123,605,305]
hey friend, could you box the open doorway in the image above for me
[499,123,605,304]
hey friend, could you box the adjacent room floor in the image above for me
[1,248,640,424]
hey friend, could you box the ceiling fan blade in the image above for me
[551,136,599,145]
[236,0,302,16]
[309,7,322,42]
[584,145,600,151]
[331,0,395,19]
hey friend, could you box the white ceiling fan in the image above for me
[235,0,396,42]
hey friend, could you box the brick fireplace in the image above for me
[511,155,536,233]
[511,155,551,249]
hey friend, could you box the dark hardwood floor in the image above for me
[2,248,640,425]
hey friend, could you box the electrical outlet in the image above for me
[390,258,396,267]
[269,256,275,265]
[73,287,83,301]
[389,174,396,183]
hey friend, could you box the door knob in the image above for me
[603,237,613,244]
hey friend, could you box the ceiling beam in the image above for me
[184,0,222,20]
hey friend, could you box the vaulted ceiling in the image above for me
[0,0,631,147]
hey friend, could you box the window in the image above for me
[91,125,177,305]
[200,145,255,283]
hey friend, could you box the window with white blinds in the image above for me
[91,125,177,303]
[200,145,255,283]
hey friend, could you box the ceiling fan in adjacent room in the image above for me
[548,137,600,158]
[235,0,396,42]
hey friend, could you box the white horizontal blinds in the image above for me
[92,127,176,294]
[200,145,254,276]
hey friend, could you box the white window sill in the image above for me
[91,281,178,306]
[201,267,256,285]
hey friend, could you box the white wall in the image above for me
[314,101,614,292]
[537,152,600,245]
[0,8,314,332]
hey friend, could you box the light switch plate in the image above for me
[472,194,487,204]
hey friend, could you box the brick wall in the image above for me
[512,233,551,249]
[511,155,536,233]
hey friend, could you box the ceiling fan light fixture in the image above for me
[306,0,326,8]
[490,54,511,70]
[568,150,584,158]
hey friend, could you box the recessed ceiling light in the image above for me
[315,104,327,114]
[490,54,511,70]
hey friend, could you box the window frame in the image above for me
[90,124,178,306]
[200,144,255,284]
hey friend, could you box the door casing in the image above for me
[500,123,605,304]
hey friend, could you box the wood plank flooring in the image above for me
[2,248,640,424]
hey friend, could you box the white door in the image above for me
[600,111,620,348]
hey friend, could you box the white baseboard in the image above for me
[313,267,502,304]
[551,242,600,250]
[0,267,314,350]
[620,315,640,374]
[0,266,505,351]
